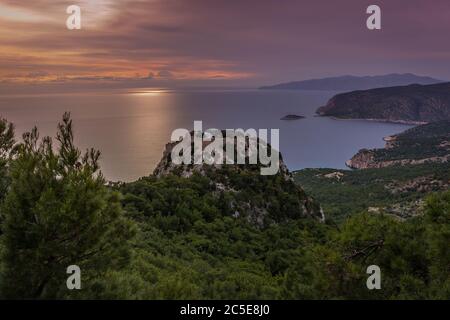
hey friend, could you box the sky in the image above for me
[0,0,449,92]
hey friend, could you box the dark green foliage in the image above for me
[0,113,135,299]
[277,192,450,300]
[122,165,320,232]
[423,192,450,298]
[373,121,450,161]
[0,118,14,207]
[0,115,448,300]
[105,173,449,299]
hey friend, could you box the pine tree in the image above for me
[0,117,15,205]
[0,113,135,299]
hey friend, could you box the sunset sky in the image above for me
[0,0,449,92]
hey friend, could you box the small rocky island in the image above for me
[281,114,305,120]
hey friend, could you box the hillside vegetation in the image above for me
[375,121,450,161]
[294,164,450,222]
[347,121,450,169]
[0,114,448,299]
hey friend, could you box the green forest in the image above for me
[372,121,450,161]
[0,114,448,299]
[294,164,450,222]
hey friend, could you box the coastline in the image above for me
[317,114,427,126]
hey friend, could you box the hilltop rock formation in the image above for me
[153,132,324,225]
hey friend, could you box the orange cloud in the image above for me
[0,1,255,87]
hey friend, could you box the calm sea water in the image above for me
[0,89,413,182]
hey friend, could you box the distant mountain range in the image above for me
[259,73,443,91]
[317,82,450,124]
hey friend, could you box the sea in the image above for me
[0,89,413,182]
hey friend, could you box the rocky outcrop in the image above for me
[317,82,450,123]
[323,171,345,180]
[387,175,450,195]
[345,149,376,169]
[346,150,449,169]
[153,132,291,179]
[153,132,324,225]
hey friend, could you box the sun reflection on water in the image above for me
[127,89,171,96]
